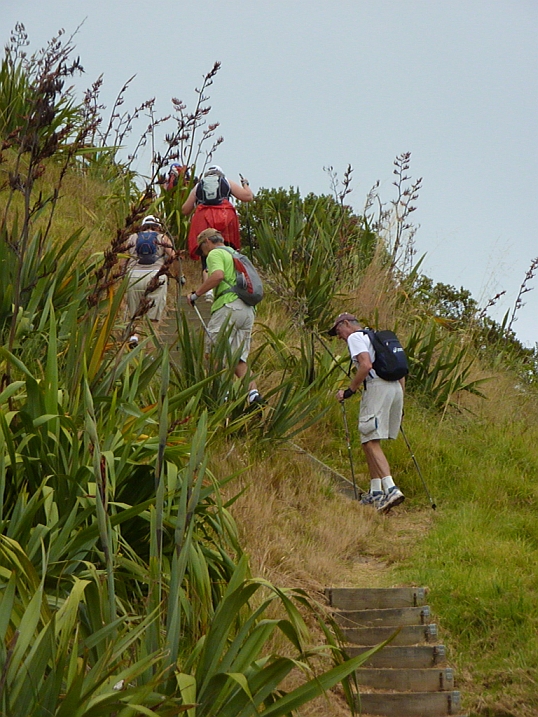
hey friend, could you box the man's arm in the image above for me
[187,269,224,305]
[181,187,197,215]
[160,234,175,259]
[229,179,253,202]
[336,352,372,401]
[119,235,135,271]
[351,352,372,388]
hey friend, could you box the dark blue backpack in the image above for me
[135,231,159,265]
[363,329,409,381]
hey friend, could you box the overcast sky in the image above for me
[4,1,538,344]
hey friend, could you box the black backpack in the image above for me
[196,175,231,205]
[135,231,159,265]
[362,329,409,381]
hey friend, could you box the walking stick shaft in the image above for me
[192,302,211,338]
[340,401,359,500]
[400,425,436,509]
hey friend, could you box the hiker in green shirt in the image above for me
[187,228,263,406]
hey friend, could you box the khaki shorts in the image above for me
[359,377,403,443]
[127,269,168,322]
[205,299,254,362]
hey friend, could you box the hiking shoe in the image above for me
[128,335,139,349]
[204,289,214,303]
[360,490,383,507]
[377,486,405,514]
[247,390,266,407]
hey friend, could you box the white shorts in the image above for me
[127,269,168,322]
[205,299,254,363]
[359,377,403,443]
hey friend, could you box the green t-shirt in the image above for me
[206,247,237,313]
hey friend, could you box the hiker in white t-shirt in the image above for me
[123,215,174,347]
[329,312,406,514]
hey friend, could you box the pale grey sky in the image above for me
[4,1,538,343]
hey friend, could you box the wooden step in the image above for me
[344,623,437,646]
[163,297,212,325]
[347,644,446,668]
[327,587,427,610]
[336,605,430,627]
[356,667,455,692]
[356,690,461,717]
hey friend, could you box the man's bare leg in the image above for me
[235,359,258,392]
[361,439,391,480]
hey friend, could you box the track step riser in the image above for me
[348,644,446,668]
[336,605,430,627]
[327,587,427,610]
[356,667,455,692]
[344,623,437,645]
[357,690,461,717]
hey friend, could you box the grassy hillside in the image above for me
[1,28,537,717]
[179,213,538,717]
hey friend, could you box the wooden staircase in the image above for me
[325,587,466,717]
[160,295,212,345]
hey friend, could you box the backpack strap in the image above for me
[213,246,238,299]
[359,329,377,381]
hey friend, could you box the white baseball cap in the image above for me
[205,165,224,176]
[141,215,161,227]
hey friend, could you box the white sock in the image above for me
[371,479,382,493]
[382,476,395,492]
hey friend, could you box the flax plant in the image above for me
[405,319,489,411]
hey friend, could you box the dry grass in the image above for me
[56,168,118,251]
[209,437,436,717]
[0,153,117,255]
[346,252,399,327]
[212,440,428,593]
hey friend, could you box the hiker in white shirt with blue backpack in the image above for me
[329,312,408,513]
[124,215,174,347]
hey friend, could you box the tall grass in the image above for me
[392,398,538,715]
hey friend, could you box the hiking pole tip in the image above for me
[400,424,436,510]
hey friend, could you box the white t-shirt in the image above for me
[347,330,377,379]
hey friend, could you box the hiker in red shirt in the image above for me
[163,163,190,192]
[182,164,253,260]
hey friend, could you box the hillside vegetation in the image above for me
[0,26,537,717]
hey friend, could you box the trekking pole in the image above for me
[400,425,436,510]
[192,301,212,339]
[246,206,253,261]
[239,173,254,260]
[340,400,359,500]
[316,331,358,497]
[315,331,351,378]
